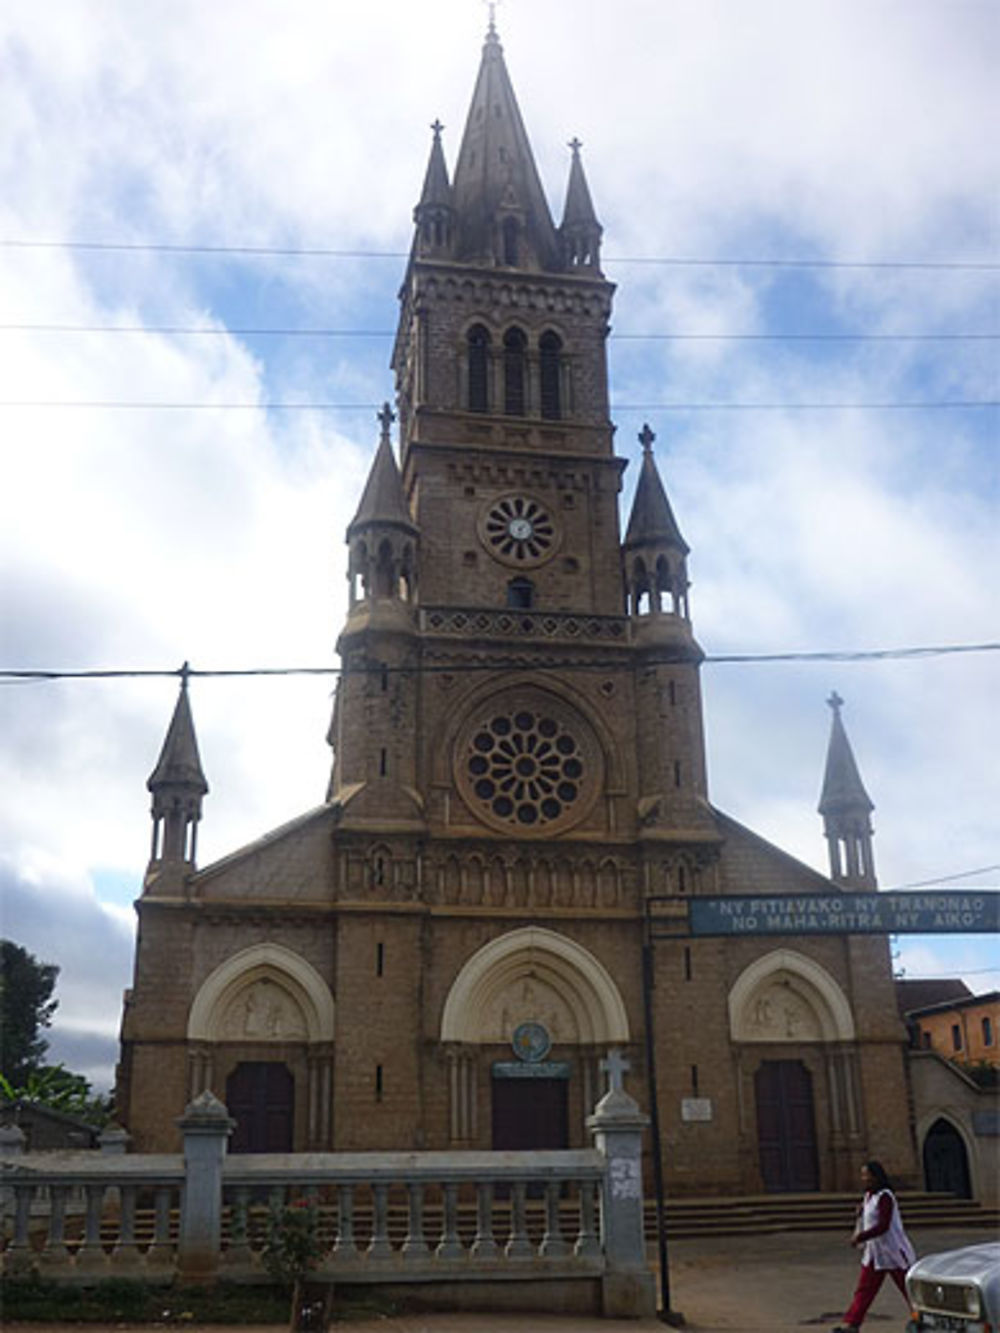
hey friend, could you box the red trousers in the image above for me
[844,1262,910,1327]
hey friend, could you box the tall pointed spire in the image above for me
[818,692,876,887]
[147,664,208,869]
[449,21,560,269]
[560,138,603,271]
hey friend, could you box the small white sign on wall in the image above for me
[681,1097,713,1123]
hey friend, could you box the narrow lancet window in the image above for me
[503,327,527,415]
[539,331,562,419]
[468,325,490,413]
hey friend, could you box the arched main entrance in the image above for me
[923,1118,972,1198]
[440,927,630,1150]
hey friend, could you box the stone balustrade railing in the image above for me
[1,1076,654,1319]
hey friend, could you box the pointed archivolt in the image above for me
[441,926,629,1045]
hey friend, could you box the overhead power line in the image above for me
[3,237,997,271]
[2,322,996,343]
[2,399,996,412]
[3,641,997,684]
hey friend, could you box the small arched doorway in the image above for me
[754,1060,819,1192]
[923,1118,972,1198]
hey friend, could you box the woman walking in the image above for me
[832,1160,916,1333]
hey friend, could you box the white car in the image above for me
[906,1242,1000,1332]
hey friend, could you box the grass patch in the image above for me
[1,1275,405,1324]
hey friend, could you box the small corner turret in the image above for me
[818,692,876,888]
[559,137,603,272]
[145,664,208,887]
[345,402,419,613]
[623,424,692,622]
[413,119,454,259]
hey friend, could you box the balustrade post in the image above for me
[333,1184,357,1257]
[587,1052,656,1319]
[505,1180,533,1259]
[539,1180,570,1257]
[402,1181,429,1260]
[367,1183,392,1260]
[470,1181,498,1260]
[176,1090,234,1285]
[436,1182,463,1260]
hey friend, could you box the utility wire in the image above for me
[2,322,996,342]
[2,399,996,412]
[3,238,997,271]
[3,642,997,683]
[888,864,1000,891]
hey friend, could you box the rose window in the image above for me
[465,709,586,828]
[479,494,557,568]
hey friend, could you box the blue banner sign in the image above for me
[687,891,1000,938]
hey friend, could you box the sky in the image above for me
[1,0,997,1093]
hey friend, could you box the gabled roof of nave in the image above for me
[449,22,560,269]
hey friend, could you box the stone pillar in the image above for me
[176,1090,234,1285]
[0,1125,25,1223]
[587,1063,656,1320]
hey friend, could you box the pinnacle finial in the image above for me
[639,422,655,453]
[430,118,444,140]
[179,660,191,690]
[485,0,500,40]
[377,401,396,445]
[568,136,583,156]
[827,690,844,714]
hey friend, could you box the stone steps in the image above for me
[643,1192,1000,1238]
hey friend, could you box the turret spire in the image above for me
[346,404,418,606]
[560,137,603,271]
[818,692,876,887]
[623,425,691,618]
[147,664,208,868]
[413,120,454,257]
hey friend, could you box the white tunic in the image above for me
[859,1188,916,1270]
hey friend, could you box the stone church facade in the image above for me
[117,24,915,1195]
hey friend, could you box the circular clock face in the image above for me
[507,516,534,541]
[478,493,558,568]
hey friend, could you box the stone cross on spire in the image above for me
[638,423,655,454]
[377,401,396,445]
[485,0,500,38]
[600,1048,631,1095]
[568,136,583,155]
[827,690,844,713]
[430,118,444,139]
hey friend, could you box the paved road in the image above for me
[7,1224,992,1331]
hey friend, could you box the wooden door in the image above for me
[226,1061,294,1153]
[492,1077,569,1151]
[755,1059,819,1192]
[923,1118,971,1198]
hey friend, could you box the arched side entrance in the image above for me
[923,1117,972,1198]
[729,950,857,1192]
[440,927,630,1150]
[187,944,336,1151]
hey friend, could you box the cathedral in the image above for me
[116,23,916,1195]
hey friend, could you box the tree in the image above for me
[1,939,59,1085]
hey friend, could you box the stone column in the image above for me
[587,1057,656,1320]
[176,1090,234,1285]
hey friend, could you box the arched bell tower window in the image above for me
[506,576,535,609]
[539,331,562,420]
[468,325,490,413]
[503,327,527,416]
[502,216,520,267]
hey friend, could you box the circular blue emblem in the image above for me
[511,1021,551,1063]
